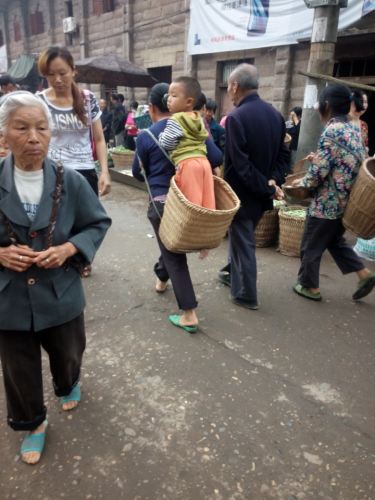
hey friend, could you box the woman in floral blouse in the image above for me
[293,84,375,302]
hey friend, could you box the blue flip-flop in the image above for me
[60,383,81,409]
[20,420,48,464]
[168,314,198,334]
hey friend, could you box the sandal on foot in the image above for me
[21,420,48,465]
[60,384,81,410]
[353,273,375,300]
[168,315,198,334]
[293,283,322,301]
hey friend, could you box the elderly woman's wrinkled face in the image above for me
[3,106,51,170]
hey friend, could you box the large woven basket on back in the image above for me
[278,205,307,257]
[111,151,135,169]
[159,176,240,253]
[343,158,375,239]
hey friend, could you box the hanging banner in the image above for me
[188,0,367,55]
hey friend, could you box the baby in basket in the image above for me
[159,76,216,258]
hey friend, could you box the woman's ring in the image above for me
[45,258,50,263]
[19,255,23,261]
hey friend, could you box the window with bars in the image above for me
[93,0,115,15]
[219,58,255,86]
[30,10,44,35]
[14,17,22,42]
[333,58,375,78]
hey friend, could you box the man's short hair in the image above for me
[291,106,302,119]
[230,64,259,91]
[173,76,202,104]
[205,98,217,113]
[0,74,16,87]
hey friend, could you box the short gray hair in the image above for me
[230,63,259,90]
[0,91,53,133]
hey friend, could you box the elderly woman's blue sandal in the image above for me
[20,420,48,464]
[60,383,81,409]
[168,315,198,333]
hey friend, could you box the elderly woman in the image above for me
[293,84,374,302]
[0,92,111,464]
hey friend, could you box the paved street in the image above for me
[1,181,374,500]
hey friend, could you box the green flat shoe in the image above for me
[59,383,81,410]
[21,420,48,465]
[168,315,198,334]
[353,273,375,301]
[293,283,322,301]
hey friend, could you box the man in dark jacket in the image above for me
[110,93,126,147]
[99,99,112,144]
[219,63,284,310]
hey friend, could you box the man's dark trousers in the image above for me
[221,207,262,305]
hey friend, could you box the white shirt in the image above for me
[37,90,101,171]
[14,166,44,221]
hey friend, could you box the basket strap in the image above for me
[136,153,163,220]
[142,129,177,168]
[322,135,364,164]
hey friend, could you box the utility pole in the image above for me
[296,0,347,162]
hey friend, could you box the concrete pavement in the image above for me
[0,182,374,500]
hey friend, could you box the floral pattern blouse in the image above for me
[302,117,366,220]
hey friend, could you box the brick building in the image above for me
[0,0,374,149]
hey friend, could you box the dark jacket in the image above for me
[132,118,223,198]
[209,118,225,152]
[100,109,113,143]
[0,156,111,331]
[111,103,126,136]
[224,93,285,216]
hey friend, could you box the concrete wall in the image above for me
[0,0,373,119]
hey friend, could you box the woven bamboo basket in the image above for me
[111,151,135,169]
[343,158,375,239]
[278,205,307,257]
[255,209,279,247]
[159,176,240,253]
[282,171,311,202]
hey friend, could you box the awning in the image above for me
[8,55,35,82]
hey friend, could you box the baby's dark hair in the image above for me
[351,89,366,113]
[318,84,351,117]
[173,76,202,105]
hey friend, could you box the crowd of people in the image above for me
[0,47,374,466]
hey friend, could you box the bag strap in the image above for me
[322,135,364,164]
[82,89,94,137]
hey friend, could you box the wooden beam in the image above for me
[298,70,375,92]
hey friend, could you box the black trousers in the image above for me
[76,168,99,196]
[0,314,86,431]
[221,206,263,304]
[298,216,364,289]
[147,201,198,310]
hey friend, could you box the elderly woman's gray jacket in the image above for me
[0,156,111,331]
